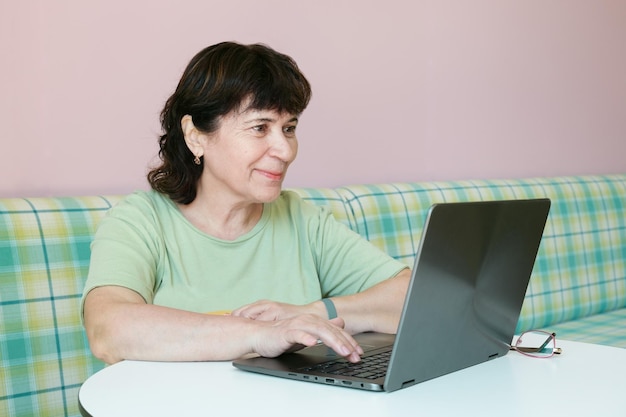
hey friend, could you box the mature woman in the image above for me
[82,42,410,365]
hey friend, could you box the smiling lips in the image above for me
[256,168,284,182]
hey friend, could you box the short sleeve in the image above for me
[81,193,163,312]
[302,198,407,297]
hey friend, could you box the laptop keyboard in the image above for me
[298,350,391,380]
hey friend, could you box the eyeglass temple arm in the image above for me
[510,332,562,354]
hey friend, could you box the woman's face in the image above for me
[190,105,299,205]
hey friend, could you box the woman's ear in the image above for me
[181,115,204,158]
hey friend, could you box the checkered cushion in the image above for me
[0,196,122,417]
[550,309,626,348]
[294,174,626,344]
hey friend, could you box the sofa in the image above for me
[1,173,625,417]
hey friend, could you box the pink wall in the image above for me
[1,1,625,198]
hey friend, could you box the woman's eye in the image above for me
[284,125,297,135]
[252,125,267,133]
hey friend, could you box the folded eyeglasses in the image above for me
[510,330,562,358]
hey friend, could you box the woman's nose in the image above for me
[269,132,297,162]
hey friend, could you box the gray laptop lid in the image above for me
[233,198,551,392]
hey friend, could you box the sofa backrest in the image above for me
[1,174,624,416]
[295,174,626,333]
[1,196,122,417]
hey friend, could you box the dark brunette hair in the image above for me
[147,42,312,204]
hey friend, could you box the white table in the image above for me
[79,340,626,417]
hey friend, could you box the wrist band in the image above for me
[321,298,337,320]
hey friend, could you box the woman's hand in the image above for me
[232,300,362,362]
[250,314,363,362]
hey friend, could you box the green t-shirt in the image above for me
[83,190,406,313]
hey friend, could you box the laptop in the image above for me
[233,198,551,392]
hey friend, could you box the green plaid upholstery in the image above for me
[1,175,624,416]
[1,196,122,417]
[550,309,626,347]
[293,174,626,347]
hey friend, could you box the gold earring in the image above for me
[194,155,201,165]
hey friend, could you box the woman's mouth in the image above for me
[255,169,284,182]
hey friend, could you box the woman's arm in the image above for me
[327,268,410,334]
[83,286,364,364]
[232,268,411,335]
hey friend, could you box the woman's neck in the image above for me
[178,193,264,241]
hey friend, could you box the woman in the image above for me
[82,42,410,365]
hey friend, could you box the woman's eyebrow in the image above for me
[244,116,299,124]
[245,117,273,123]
